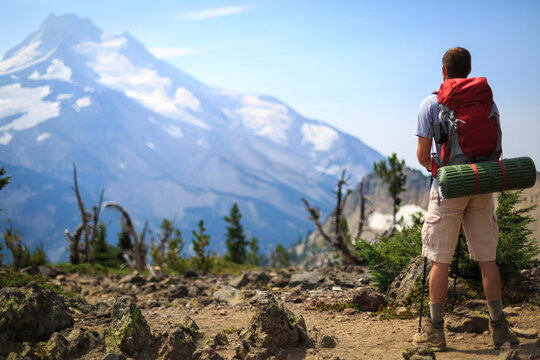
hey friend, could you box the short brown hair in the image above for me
[442,47,471,78]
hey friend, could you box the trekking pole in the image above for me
[450,227,464,315]
[418,256,428,333]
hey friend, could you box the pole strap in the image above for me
[470,163,480,195]
[497,161,507,192]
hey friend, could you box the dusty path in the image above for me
[70,270,540,360]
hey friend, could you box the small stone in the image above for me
[511,327,538,339]
[102,354,127,360]
[319,335,337,348]
[498,341,520,360]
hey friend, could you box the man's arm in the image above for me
[417,136,432,171]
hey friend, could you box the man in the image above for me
[413,47,518,350]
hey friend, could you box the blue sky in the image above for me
[1,0,539,169]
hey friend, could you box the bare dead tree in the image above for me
[356,178,370,239]
[66,163,105,264]
[71,163,92,263]
[302,169,359,265]
[104,202,148,271]
[64,223,84,264]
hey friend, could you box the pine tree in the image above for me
[224,203,248,264]
[0,167,10,192]
[247,236,260,265]
[373,153,407,227]
[272,244,290,268]
[192,220,212,272]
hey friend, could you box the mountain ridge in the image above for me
[0,13,383,262]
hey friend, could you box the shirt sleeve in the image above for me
[415,94,437,139]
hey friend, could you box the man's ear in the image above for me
[442,66,448,80]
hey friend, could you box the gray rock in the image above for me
[193,348,225,360]
[213,285,244,305]
[159,316,204,360]
[104,296,153,357]
[240,291,313,358]
[212,332,229,347]
[387,255,431,303]
[402,346,436,360]
[67,327,100,356]
[319,335,337,348]
[289,270,325,289]
[46,332,70,360]
[497,341,521,360]
[166,285,190,301]
[102,354,127,360]
[352,287,387,311]
[0,285,74,356]
[446,300,489,333]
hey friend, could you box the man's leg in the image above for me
[429,261,449,322]
[478,260,502,302]
[413,260,448,350]
[478,260,519,348]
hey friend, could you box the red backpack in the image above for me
[432,77,502,177]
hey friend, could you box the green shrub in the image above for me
[354,213,423,292]
[355,190,539,295]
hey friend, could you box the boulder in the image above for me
[213,285,244,305]
[352,287,387,311]
[193,348,225,360]
[46,333,71,360]
[238,291,313,359]
[387,256,431,303]
[288,270,325,289]
[446,300,489,334]
[104,296,153,357]
[0,284,74,356]
[159,316,204,360]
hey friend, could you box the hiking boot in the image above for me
[489,314,519,349]
[412,317,447,351]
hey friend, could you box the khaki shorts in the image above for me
[422,186,499,264]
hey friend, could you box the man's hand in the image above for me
[417,136,432,171]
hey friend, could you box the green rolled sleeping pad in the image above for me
[437,157,537,199]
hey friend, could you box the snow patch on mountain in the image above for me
[301,123,339,151]
[0,83,60,144]
[174,87,201,112]
[28,58,72,82]
[368,204,426,232]
[0,40,57,76]
[73,96,91,112]
[235,96,292,144]
[315,164,341,176]
[74,33,208,129]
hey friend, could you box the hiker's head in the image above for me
[442,47,471,80]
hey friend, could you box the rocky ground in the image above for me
[1,263,540,360]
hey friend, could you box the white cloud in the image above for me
[146,142,155,149]
[0,83,60,145]
[177,6,252,21]
[301,123,339,151]
[27,58,72,82]
[150,47,197,58]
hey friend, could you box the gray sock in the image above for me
[488,299,503,322]
[430,303,444,323]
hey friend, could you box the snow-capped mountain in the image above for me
[0,14,382,262]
